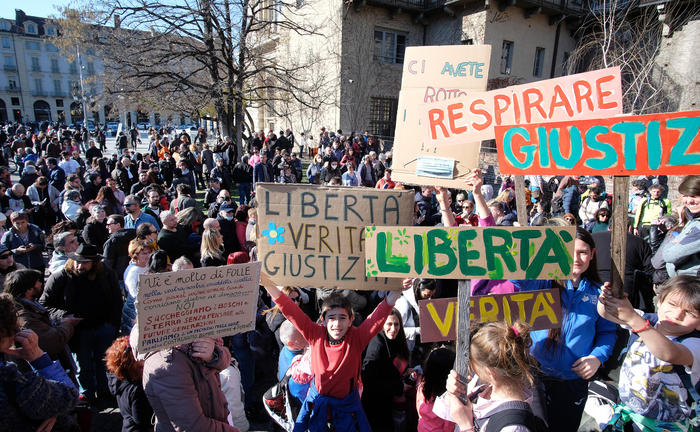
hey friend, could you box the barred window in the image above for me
[369,97,398,138]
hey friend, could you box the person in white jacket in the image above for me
[220,358,249,432]
[394,278,437,354]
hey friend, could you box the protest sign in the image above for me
[420,67,622,145]
[391,45,491,188]
[495,110,700,175]
[137,262,261,354]
[256,183,414,290]
[418,289,563,343]
[364,225,575,280]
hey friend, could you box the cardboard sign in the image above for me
[418,289,563,343]
[495,110,700,175]
[420,67,623,145]
[392,45,491,188]
[364,226,575,280]
[137,262,261,354]
[255,183,414,290]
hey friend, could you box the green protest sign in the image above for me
[364,226,575,280]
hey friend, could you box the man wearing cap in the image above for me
[41,243,122,402]
[217,202,241,256]
[1,211,45,274]
[0,244,25,288]
[47,231,79,274]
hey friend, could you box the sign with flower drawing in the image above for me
[364,225,575,280]
[255,183,415,290]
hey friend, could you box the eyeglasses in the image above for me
[106,221,117,226]
[124,202,137,206]
[0,253,12,259]
[149,230,158,234]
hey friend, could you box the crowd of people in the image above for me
[1,119,700,432]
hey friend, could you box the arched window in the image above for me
[33,100,51,122]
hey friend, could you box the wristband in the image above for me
[632,319,651,334]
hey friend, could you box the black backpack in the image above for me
[476,400,549,432]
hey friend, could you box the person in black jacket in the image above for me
[361,308,410,431]
[231,155,253,205]
[102,215,137,281]
[105,336,154,432]
[40,243,122,402]
[82,205,109,251]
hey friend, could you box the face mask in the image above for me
[182,169,189,175]
[331,164,338,169]
[223,215,234,221]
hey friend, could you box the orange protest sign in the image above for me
[419,67,622,146]
[495,110,700,175]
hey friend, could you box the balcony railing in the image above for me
[52,91,66,97]
[31,65,41,72]
[361,0,446,12]
[51,67,60,73]
[32,90,48,97]
[3,86,20,92]
[3,64,17,71]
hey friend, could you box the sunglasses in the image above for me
[124,202,137,206]
[106,221,118,225]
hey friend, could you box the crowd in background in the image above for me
[1,119,700,432]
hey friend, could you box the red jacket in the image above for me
[276,294,392,399]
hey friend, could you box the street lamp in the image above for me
[76,45,90,127]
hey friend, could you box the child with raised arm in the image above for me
[260,277,403,432]
[598,275,700,431]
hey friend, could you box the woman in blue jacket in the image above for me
[512,227,617,431]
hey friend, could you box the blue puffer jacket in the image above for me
[295,383,370,432]
[511,278,617,380]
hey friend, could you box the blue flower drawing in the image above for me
[262,222,285,245]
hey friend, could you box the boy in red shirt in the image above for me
[261,280,402,432]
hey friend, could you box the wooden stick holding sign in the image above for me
[610,177,629,298]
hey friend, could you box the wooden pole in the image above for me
[454,279,471,403]
[610,176,629,298]
[515,175,528,226]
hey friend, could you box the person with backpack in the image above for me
[633,183,672,241]
[598,275,700,431]
[579,186,609,225]
[444,321,546,432]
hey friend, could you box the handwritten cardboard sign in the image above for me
[420,67,622,145]
[136,262,261,354]
[255,183,414,290]
[418,289,563,343]
[495,110,700,175]
[364,225,575,280]
[392,45,491,188]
